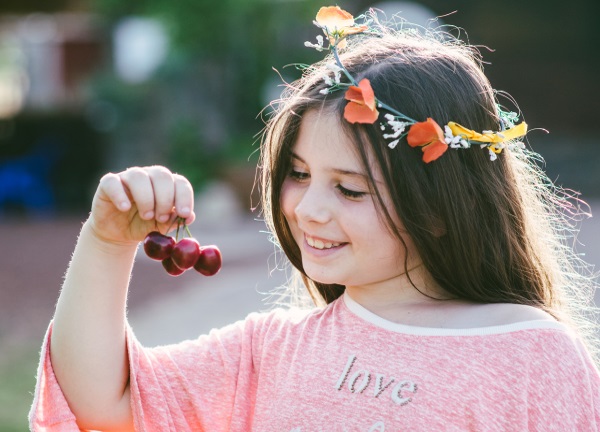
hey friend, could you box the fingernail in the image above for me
[179,207,190,216]
[119,201,129,210]
[158,214,169,223]
[143,211,154,219]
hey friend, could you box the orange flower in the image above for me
[315,6,367,49]
[343,79,379,124]
[407,118,448,163]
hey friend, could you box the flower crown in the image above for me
[303,6,528,163]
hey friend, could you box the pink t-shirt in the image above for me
[30,293,600,431]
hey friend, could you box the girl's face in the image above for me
[281,110,420,290]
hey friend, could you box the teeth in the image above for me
[306,236,341,250]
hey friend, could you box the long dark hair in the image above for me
[260,29,598,354]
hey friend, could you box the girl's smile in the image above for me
[303,233,348,258]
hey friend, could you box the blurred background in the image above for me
[0,0,598,429]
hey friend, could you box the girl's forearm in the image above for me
[50,220,136,429]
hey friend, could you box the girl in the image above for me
[30,6,599,431]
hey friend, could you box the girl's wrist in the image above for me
[81,220,140,256]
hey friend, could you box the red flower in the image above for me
[343,79,379,124]
[407,118,448,163]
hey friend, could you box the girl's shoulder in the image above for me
[454,302,556,327]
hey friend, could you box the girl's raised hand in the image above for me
[88,166,195,246]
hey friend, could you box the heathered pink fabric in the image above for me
[30,293,600,431]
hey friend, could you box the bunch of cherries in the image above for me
[143,217,222,277]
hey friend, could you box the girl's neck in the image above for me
[345,265,452,313]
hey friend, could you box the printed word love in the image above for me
[334,354,417,405]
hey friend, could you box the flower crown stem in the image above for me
[332,45,358,86]
[331,44,416,124]
[376,101,417,123]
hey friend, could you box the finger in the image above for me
[173,174,195,224]
[147,166,176,223]
[98,172,131,212]
[120,167,155,220]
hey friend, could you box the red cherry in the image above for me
[143,231,175,260]
[171,238,200,270]
[193,245,222,276]
[162,257,185,276]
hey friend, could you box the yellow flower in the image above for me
[315,6,367,49]
[448,121,528,144]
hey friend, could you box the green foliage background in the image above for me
[87,0,325,188]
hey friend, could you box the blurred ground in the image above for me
[0,201,599,430]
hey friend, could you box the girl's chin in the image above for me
[303,269,344,286]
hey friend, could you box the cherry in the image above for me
[171,238,200,270]
[142,217,222,278]
[143,231,175,260]
[162,257,185,276]
[193,245,222,276]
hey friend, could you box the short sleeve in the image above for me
[29,312,272,431]
[128,314,265,431]
[28,324,79,431]
[526,330,600,430]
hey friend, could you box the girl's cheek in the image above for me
[280,180,299,220]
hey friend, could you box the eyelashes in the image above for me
[336,184,366,198]
[288,169,367,199]
[288,170,309,181]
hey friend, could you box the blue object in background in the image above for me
[0,137,62,216]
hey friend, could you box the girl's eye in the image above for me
[289,169,309,181]
[336,184,366,199]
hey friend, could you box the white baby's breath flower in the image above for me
[304,41,324,51]
[384,131,401,139]
[383,116,408,137]
[324,63,342,84]
[444,125,456,145]
[333,70,341,84]
[489,149,498,161]
[326,62,341,73]
[506,141,525,151]
[383,124,407,139]
[388,139,400,149]
[444,125,453,138]
[322,74,333,86]
[304,35,325,51]
[319,88,329,95]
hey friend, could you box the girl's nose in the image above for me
[294,183,331,224]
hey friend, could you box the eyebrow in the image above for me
[291,153,368,179]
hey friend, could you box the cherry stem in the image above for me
[175,218,181,241]
[165,216,178,234]
[184,224,193,238]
